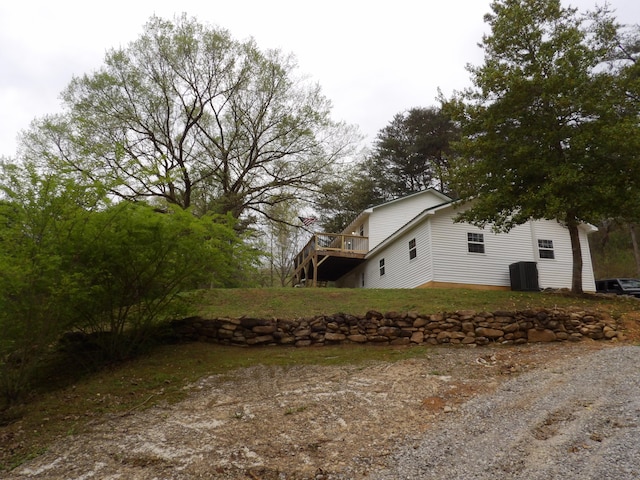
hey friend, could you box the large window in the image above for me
[467,232,485,253]
[538,239,555,259]
[409,238,417,260]
[379,258,385,276]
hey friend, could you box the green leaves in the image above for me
[316,106,459,232]
[452,0,637,220]
[0,159,259,403]
[63,204,248,356]
[448,0,640,293]
[371,107,459,197]
[22,14,358,225]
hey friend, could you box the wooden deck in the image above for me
[292,233,368,287]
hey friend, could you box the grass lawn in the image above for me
[190,287,640,319]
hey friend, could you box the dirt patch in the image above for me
[5,341,612,479]
[620,312,640,341]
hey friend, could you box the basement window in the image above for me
[467,232,485,254]
[409,238,417,260]
[538,239,555,259]
[379,258,385,276]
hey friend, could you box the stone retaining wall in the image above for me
[170,308,623,347]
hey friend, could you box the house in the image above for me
[292,189,597,291]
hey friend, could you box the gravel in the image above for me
[4,343,638,479]
[372,345,640,480]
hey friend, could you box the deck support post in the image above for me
[312,253,318,287]
[291,233,368,287]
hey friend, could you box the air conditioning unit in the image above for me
[509,261,539,291]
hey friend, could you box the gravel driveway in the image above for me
[373,345,640,480]
[5,343,638,479]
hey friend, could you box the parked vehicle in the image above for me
[595,278,640,297]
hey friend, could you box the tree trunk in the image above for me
[567,216,583,294]
[629,223,640,277]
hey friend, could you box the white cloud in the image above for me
[1,0,639,157]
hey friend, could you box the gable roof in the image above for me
[365,199,455,258]
[366,188,453,213]
[340,188,453,235]
[365,198,598,259]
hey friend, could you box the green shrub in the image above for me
[0,161,258,405]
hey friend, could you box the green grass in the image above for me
[2,286,640,471]
[189,287,640,319]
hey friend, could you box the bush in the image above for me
[0,162,258,405]
[65,203,251,360]
[0,169,84,405]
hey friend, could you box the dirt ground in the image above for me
[4,340,616,480]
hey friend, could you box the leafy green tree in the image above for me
[315,160,383,233]
[0,157,258,403]
[590,219,640,278]
[0,162,98,403]
[606,25,640,275]
[446,0,640,293]
[370,107,459,196]
[21,14,359,226]
[64,203,254,360]
[316,107,458,233]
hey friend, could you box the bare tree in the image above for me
[21,15,359,224]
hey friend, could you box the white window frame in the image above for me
[409,238,417,260]
[467,232,485,254]
[538,239,555,259]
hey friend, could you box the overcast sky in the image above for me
[1,0,639,158]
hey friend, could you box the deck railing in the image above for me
[294,233,369,270]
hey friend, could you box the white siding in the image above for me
[581,229,596,292]
[530,221,596,291]
[368,191,447,250]
[360,250,390,289]
[430,209,534,287]
[428,211,596,290]
[343,217,369,238]
[335,197,597,291]
[358,222,433,289]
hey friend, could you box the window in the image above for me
[607,280,621,291]
[467,232,485,253]
[359,224,364,236]
[379,258,385,276]
[538,239,555,259]
[361,272,365,287]
[409,238,417,260]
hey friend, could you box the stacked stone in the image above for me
[170,308,623,347]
